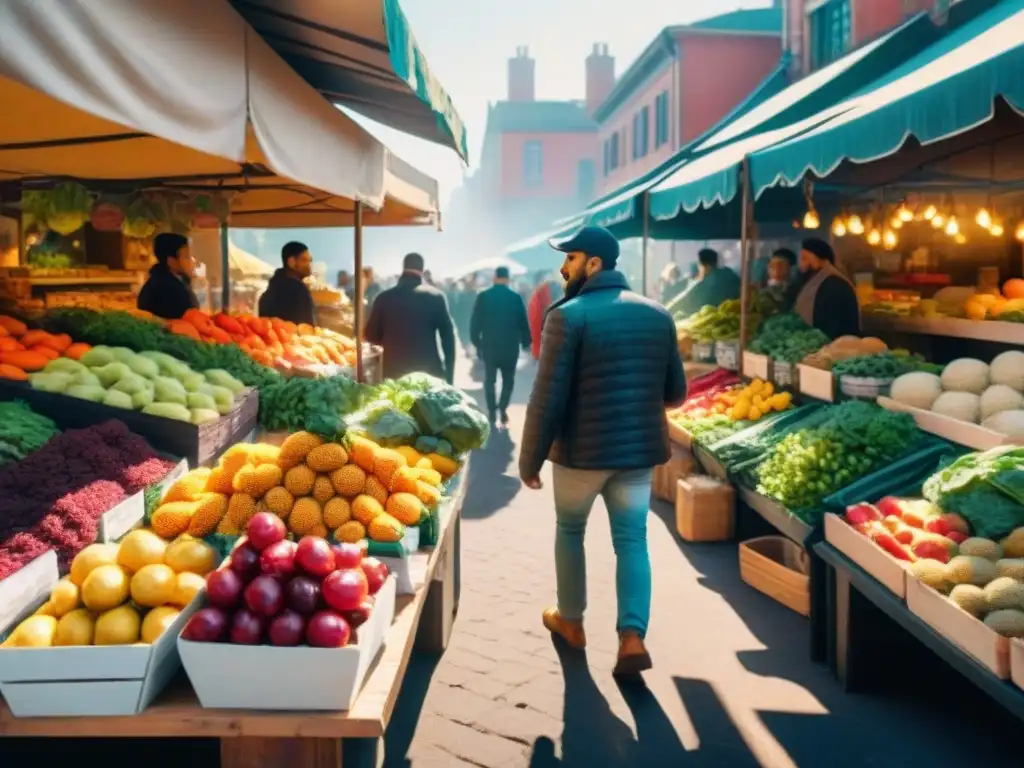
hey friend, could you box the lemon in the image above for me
[169,571,205,607]
[117,529,168,573]
[141,606,180,644]
[33,600,57,617]
[164,537,217,575]
[49,578,81,617]
[94,604,141,645]
[69,543,118,587]
[81,564,130,612]
[130,564,177,607]
[55,608,95,646]
[6,615,58,647]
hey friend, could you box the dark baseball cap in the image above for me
[549,225,619,268]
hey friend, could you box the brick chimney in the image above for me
[781,0,806,78]
[507,46,535,102]
[585,43,615,115]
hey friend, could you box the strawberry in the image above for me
[845,503,883,527]
[877,496,903,519]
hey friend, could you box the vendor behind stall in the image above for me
[667,248,740,318]
[259,241,316,325]
[765,247,797,307]
[793,238,861,339]
[137,233,199,319]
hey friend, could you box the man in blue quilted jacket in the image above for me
[519,225,687,676]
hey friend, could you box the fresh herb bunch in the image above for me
[832,351,942,378]
[755,401,921,512]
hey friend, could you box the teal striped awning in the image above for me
[750,0,1024,198]
[234,0,468,161]
[648,12,938,221]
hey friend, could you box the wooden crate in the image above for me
[739,536,810,616]
[675,476,734,542]
[651,443,696,503]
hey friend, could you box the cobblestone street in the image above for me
[384,353,1023,768]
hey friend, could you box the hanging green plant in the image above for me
[121,195,166,240]
[45,182,94,235]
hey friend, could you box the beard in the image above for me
[563,272,587,300]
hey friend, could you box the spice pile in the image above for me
[0,420,177,579]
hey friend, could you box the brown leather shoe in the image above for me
[542,607,586,649]
[613,631,652,677]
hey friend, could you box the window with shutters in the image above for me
[810,0,851,70]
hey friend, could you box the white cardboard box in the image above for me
[798,365,835,402]
[742,352,770,381]
[0,557,200,717]
[377,526,422,595]
[98,491,146,543]
[906,576,1010,679]
[0,551,57,633]
[178,574,397,711]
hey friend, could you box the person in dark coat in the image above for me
[259,241,316,326]
[137,233,200,320]
[519,226,687,677]
[792,238,861,339]
[470,266,531,425]
[364,253,456,383]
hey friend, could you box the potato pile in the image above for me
[151,433,455,545]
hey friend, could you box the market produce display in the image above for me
[752,400,927,515]
[801,335,890,370]
[27,345,247,424]
[863,281,1024,322]
[0,420,177,579]
[836,498,1024,637]
[0,314,92,380]
[0,401,58,467]
[151,434,450,546]
[747,314,829,364]
[666,372,792,446]
[706,403,832,471]
[922,446,1024,539]
[163,309,357,371]
[888,352,1024,439]
[1,530,218,647]
[41,309,492,445]
[831,351,941,379]
[180,512,390,647]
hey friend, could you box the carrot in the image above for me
[0,350,49,371]
[19,329,53,349]
[0,338,21,353]
[168,320,201,340]
[64,342,92,360]
[30,345,60,361]
[0,363,28,381]
[0,315,28,336]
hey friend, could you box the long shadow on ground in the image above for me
[647,498,1023,766]
[528,639,723,768]
[383,651,443,768]
[461,427,521,521]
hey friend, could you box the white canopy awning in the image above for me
[0,0,438,226]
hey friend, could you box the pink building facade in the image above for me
[594,10,784,196]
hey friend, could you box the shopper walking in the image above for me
[527,272,563,360]
[470,266,531,425]
[364,253,456,383]
[519,226,687,676]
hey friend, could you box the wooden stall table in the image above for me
[814,541,1024,721]
[0,462,469,768]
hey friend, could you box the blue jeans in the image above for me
[552,464,653,638]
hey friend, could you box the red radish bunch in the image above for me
[182,512,389,647]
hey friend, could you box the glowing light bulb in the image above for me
[990,221,1005,237]
[882,229,898,250]
[954,233,967,245]
[931,214,946,229]
[897,204,914,222]
[831,217,846,237]
[867,228,882,246]
[847,215,864,235]
[976,208,992,229]
[945,216,959,236]
[803,210,820,229]
[25,234,39,247]
[889,216,903,230]
[922,205,937,220]
[1016,222,1024,242]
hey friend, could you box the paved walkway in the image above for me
[386,352,1022,768]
